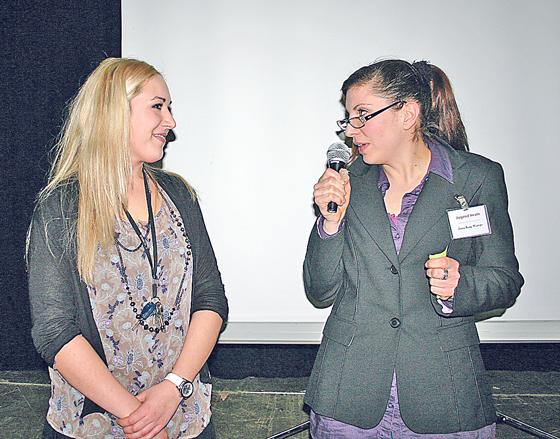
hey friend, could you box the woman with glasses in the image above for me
[304,59,523,437]
[27,58,227,439]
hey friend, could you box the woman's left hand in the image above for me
[425,256,460,299]
[118,380,181,439]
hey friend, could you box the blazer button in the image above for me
[390,265,398,275]
[390,318,401,328]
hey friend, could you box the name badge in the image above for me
[447,205,491,239]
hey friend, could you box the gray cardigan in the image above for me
[303,144,523,433]
[27,169,228,415]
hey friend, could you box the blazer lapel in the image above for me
[398,147,471,263]
[349,159,400,269]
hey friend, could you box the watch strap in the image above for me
[164,372,184,388]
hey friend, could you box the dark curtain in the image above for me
[0,0,121,369]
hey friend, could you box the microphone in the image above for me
[326,142,351,213]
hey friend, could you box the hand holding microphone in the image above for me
[313,143,352,233]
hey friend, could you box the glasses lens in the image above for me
[337,120,347,130]
[348,116,364,129]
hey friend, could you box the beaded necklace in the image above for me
[115,169,192,333]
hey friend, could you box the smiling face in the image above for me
[343,84,409,165]
[129,75,176,166]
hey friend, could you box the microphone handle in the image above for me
[327,160,346,213]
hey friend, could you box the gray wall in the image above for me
[122,0,560,342]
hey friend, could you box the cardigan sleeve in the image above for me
[189,197,229,326]
[26,193,81,366]
[433,161,524,317]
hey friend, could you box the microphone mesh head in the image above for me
[327,142,351,164]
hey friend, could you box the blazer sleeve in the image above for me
[434,161,524,317]
[303,220,345,308]
[27,194,81,366]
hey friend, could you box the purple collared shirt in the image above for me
[377,139,454,313]
[313,141,496,438]
[376,137,453,254]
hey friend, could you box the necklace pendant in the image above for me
[140,301,157,320]
[155,300,164,324]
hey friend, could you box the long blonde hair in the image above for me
[40,58,161,283]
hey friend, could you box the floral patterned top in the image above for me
[46,187,211,439]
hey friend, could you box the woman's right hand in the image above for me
[313,168,351,234]
[119,380,180,439]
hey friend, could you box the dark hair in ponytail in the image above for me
[341,59,469,151]
[427,64,469,151]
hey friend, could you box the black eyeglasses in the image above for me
[337,101,405,130]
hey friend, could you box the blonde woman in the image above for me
[27,58,227,439]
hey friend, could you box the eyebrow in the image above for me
[352,103,373,110]
[151,96,172,104]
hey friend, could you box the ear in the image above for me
[401,100,421,131]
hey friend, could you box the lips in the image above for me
[354,142,369,153]
[153,132,168,143]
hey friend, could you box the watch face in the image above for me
[180,381,194,398]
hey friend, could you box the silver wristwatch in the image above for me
[164,372,194,399]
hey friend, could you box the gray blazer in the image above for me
[303,143,523,433]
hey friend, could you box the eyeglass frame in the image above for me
[337,100,406,131]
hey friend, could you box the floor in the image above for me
[0,370,558,438]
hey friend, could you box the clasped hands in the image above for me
[118,380,182,439]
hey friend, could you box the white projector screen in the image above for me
[122,0,560,342]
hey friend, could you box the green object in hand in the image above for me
[429,246,449,301]
[429,246,448,259]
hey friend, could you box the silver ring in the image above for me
[442,268,449,281]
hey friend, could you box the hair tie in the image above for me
[411,60,433,87]
[410,60,433,128]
